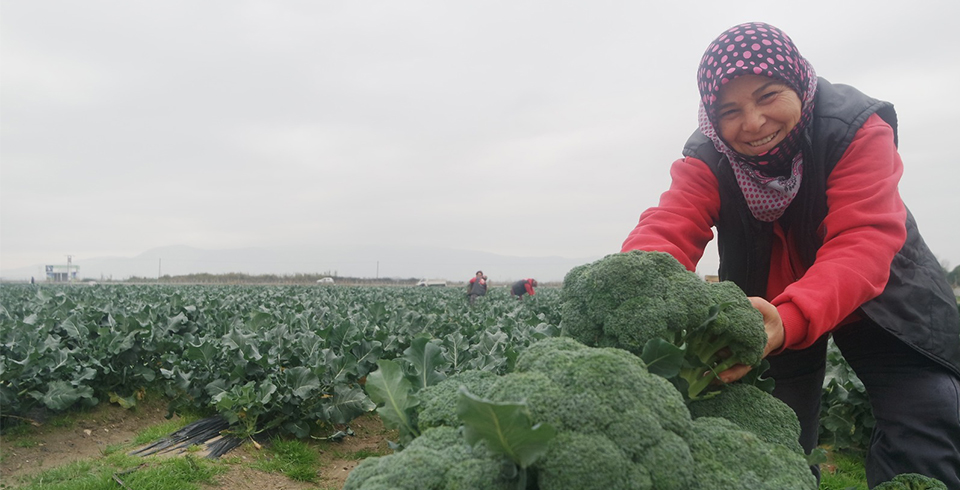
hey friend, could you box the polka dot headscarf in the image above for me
[696,22,818,222]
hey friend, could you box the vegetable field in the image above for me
[0,284,561,439]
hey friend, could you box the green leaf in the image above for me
[257,381,278,405]
[324,384,376,424]
[640,338,684,378]
[222,326,262,361]
[457,387,556,469]
[59,317,86,339]
[403,336,447,389]
[740,359,775,393]
[285,366,320,399]
[805,447,828,466]
[29,380,94,411]
[364,359,419,441]
[109,392,138,409]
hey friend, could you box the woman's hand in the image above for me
[716,296,785,384]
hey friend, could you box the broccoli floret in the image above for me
[691,280,767,370]
[341,455,384,489]
[874,473,949,490]
[443,457,517,490]
[512,336,691,437]
[633,429,698,489]
[561,251,708,352]
[343,426,514,490]
[561,250,767,400]
[687,417,817,490]
[341,445,449,490]
[535,431,652,490]
[416,370,499,431]
[687,382,804,455]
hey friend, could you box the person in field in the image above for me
[466,270,488,305]
[510,278,537,300]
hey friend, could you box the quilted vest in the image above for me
[682,77,960,376]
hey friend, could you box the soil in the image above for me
[0,399,395,490]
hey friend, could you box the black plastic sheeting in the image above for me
[130,416,243,459]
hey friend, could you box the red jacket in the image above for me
[622,113,907,351]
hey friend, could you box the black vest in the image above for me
[683,78,960,376]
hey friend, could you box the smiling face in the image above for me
[715,75,803,157]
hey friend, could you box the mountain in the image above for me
[0,245,603,283]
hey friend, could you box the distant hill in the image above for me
[0,244,604,284]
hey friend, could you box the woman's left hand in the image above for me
[716,296,785,384]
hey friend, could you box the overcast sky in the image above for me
[2,0,958,278]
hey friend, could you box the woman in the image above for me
[622,22,960,487]
[510,278,537,300]
[467,270,488,304]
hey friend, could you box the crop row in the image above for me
[0,284,561,438]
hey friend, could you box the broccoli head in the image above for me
[342,425,516,490]
[687,417,817,490]
[873,473,949,490]
[561,250,767,399]
[416,370,499,431]
[687,381,804,455]
[347,337,816,490]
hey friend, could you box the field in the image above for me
[0,283,562,488]
[0,282,869,488]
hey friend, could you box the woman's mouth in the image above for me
[747,131,779,148]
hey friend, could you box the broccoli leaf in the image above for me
[739,359,775,393]
[403,336,447,389]
[365,359,420,442]
[640,337,684,378]
[457,387,556,469]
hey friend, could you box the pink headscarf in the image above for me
[696,22,817,222]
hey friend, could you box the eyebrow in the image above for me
[716,81,782,111]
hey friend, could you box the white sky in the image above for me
[2,0,958,278]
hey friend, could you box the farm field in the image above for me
[0,282,872,488]
[0,283,561,488]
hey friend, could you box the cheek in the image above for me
[782,95,803,130]
[717,120,738,142]
[782,108,802,132]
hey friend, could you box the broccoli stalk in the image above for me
[678,297,767,400]
[681,325,744,399]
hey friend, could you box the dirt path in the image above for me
[0,400,393,489]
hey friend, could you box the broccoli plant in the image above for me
[346,337,817,490]
[561,250,767,400]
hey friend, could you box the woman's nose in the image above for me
[741,107,764,132]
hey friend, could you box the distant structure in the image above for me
[45,256,79,282]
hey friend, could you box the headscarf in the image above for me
[696,22,817,222]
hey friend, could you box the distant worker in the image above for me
[510,278,537,300]
[467,270,488,305]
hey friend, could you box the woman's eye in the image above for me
[759,91,779,102]
[719,109,738,119]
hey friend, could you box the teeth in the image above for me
[749,132,777,147]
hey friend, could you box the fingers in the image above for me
[717,363,753,384]
[747,296,785,356]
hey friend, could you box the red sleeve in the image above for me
[621,157,720,271]
[526,281,535,296]
[773,113,908,350]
